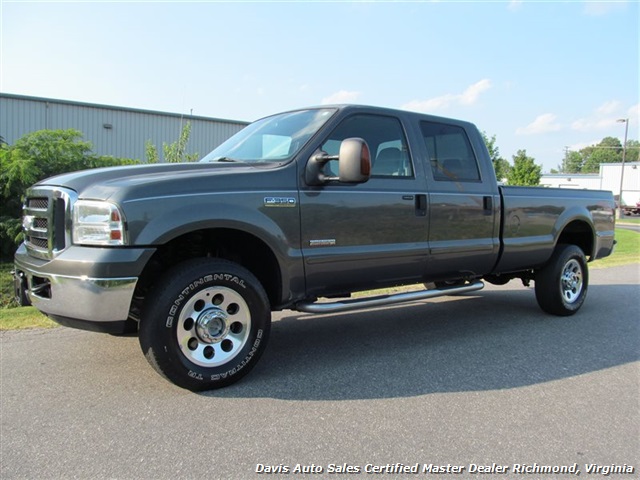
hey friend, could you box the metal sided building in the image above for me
[540,162,640,206]
[0,93,249,161]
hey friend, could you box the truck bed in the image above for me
[495,186,616,274]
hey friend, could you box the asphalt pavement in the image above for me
[1,264,639,480]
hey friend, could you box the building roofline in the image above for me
[540,173,601,178]
[0,92,250,126]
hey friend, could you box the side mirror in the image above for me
[305,137,371,186]
[339,138,371,183]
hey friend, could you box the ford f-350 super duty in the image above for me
[14,105,616,390]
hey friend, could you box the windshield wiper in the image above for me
[212,156,241,163]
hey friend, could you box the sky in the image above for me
[1,0,638,172]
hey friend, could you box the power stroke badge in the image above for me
[264,197,296,207]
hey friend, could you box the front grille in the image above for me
[29,237,49,249]
[23,187,75,259]
[33,218,48,229]
[27,198,49,210]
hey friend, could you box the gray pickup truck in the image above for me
[14,105,616,391]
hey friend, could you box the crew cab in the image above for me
[14,105,616,390]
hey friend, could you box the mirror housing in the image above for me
[339,138,371,183]
[305,137,371,186]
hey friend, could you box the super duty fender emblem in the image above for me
[264,197,296,207]
[309,239,336,247]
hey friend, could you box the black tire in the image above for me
[535,244,588,316]
[139,258,271,391]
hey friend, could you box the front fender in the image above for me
[122,192,301,261]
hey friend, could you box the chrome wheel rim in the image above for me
[560,259,583,304]
[176,286,251,367]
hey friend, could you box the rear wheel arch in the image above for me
[556,220,594,259]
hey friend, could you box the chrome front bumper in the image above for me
[13,243,156,331]
[14,262,138,323]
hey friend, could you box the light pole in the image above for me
[617,118,629,219]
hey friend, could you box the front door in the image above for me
[299,113,430,297]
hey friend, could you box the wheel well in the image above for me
[131,229,281,319]
[557,220,594,259]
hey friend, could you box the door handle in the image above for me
[415,194,427,217]
[483,196,493,215]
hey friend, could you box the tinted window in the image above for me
[321,114,413,178]
[420,122,480,182]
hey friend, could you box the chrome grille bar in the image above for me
[23,187,76,260]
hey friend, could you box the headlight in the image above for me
[72,200,127,246]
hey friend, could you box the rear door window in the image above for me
[420,122,481,182]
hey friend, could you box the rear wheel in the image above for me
[535,244,588,316]
[139,258,270,391]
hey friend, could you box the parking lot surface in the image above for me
[1,264,638,479]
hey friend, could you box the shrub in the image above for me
[0,130,139,259]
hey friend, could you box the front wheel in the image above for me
[139,258,271,391]
[535,244,588,316]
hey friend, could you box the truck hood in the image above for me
[38,162,281,202]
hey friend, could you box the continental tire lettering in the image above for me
[213,273,246,288]
[173,294,185,307]
[211,328,264,381]
[168,294,185,328]
[188,370,203,381]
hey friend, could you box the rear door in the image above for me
[299,113,430,297]
[419,121,500,279]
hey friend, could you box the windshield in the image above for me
[201,108,337,163]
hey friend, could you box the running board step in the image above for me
[294,281,485,314]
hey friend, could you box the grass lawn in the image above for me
[1,228,638,330]
[0,306,56,330]
[590,228,640,269]
[0,262,59,330]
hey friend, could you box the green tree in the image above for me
[563,150,584,173]
[0,130,93,224]
[598,136,623,153]
[145,140,159,164]
[581,137,622,173]
[506,149,542,186]
[623,139,639,162]
[481,131,511,182]
[0,139,22,258]
[0,130,138,258]
[145,122,199,163]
